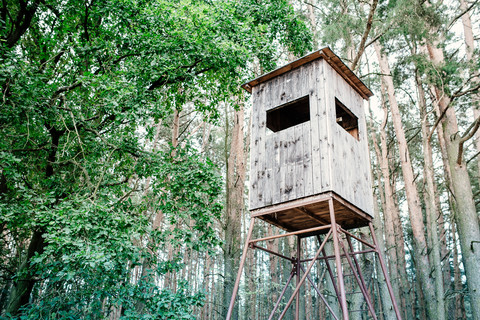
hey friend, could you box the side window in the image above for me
[335,98,359,140]
[266,96,310,132]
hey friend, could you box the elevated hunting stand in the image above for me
[226,48,402,320]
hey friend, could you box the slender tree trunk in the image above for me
[459,0,480,183]
[373,98,402,306]
[368,113,400,320]
[426,42,480,320]
[417,73,446,320]
[6,126,64,314]
[223,101,246,320]
[374,41,438,319]
[372,192,396,320]
[451,220,467,320]
[267,225,279,306]
[373,84,413,320]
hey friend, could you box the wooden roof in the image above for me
[242,47,373,100]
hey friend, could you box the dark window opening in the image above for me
[267,96,310,132]
[335,98,359,140]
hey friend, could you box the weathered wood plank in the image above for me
[303,119,313,197]
[318,59,331,192]
[264,133,273,207]
[294,123,305,199]
[249,86,261,209]
[248,56,373,216]
[272,133,281,205]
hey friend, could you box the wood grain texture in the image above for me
[248,56,374,218]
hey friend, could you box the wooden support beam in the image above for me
[295,206,330,224]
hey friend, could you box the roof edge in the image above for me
[242,47,373,100]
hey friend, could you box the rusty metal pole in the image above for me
[329,198,349,320]
[278,229,333,320]
[226,217,256,320]
[368,223,403,320]
[317,235,342,302]
[299,264,340,320]
[268,268,296,320]
[296,236,301,320]
[338,235,377,320]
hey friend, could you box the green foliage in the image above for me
[0,0,312,317]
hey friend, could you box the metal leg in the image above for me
[338,234,377,319]
[278,229,333,320]
[296,236,301,320]
[329,199,349,320]
[268,268,296,320]
[299,264,340,320]
[226,218,256,320]
[368,223,403,320]
[317,235,342,303]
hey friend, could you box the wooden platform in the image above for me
[251,192,372,234]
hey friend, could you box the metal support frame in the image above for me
[226,202,402,320]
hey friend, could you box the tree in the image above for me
[0,0,312,317]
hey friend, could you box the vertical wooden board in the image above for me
[310,59,323,195]
[319,59,332,192]
[295,123,305,199]
[272,133,281,204]
[256,82,268,208]
[303,119,313,197]
[249,86,261,209]
[279,69,290,105]
[264,134,274,206]
[333,69,350,202]
[283,127,295,202]
[278,129,287,203]
[249,82,268,210]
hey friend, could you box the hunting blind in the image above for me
[227,48,402,320]
[245,47,374,231]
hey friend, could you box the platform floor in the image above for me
[250,192,372,234]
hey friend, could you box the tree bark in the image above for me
[6,125,64,314]
[458,0,480,184]
[374,41,438,319]
[417,73,446,320]
[222,101,246,320]
[426,42,480,320]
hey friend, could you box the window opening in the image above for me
[335,98,359,140]
[266,96,310,132]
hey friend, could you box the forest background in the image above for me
[0,0,479,319]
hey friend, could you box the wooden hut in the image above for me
[243,47,374,231]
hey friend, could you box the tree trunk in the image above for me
[223,101,246,320]
[6,125,63,314]
[374,41,438,319]
[451,220,467,320]
[368,113,401,320]
[459,0,480,183]
[6,230,45,314]
[373,96,402,307]
[417,73,446,320]
[426,42,480,320]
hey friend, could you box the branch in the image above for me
[350,0,378,71]
[427,101,450,142]
[53,82,82,98]
[4,0,40,48]
[447,0,479,29]
[467,150,480,164]
[148,65,212,91]
[451,81,480,99]
[457,115,480,165]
